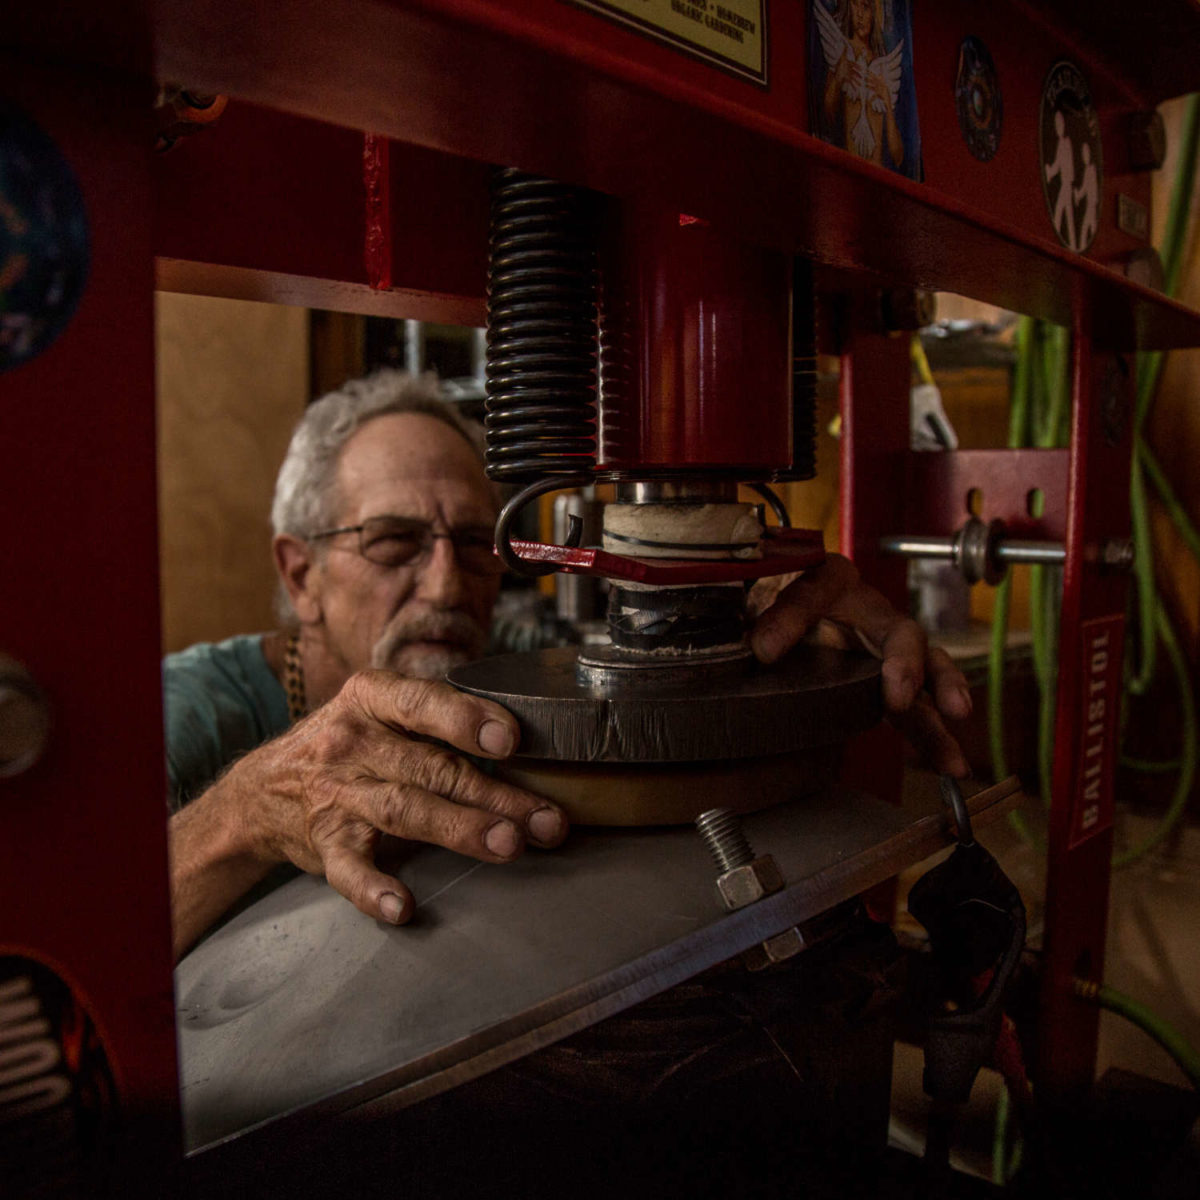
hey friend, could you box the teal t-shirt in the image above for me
[163,634,289,811]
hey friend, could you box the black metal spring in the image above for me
[485,170,599,482]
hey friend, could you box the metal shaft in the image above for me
[878,533,1065,566]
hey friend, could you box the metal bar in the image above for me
[879,533,1067,566]
[878,534,958,561]
[997,540,1067,565]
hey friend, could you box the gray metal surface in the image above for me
[447,644,882,761]
[177,778,1019,1156]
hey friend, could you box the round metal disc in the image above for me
[495,745,843,826]
[448,644,882,763]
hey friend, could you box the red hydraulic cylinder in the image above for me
[598,205,792,476]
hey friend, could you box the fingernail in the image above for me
[485,820,520,858]
[379,892,405,924]
[478,719,515,757]
[528,807,564,844]
[955,685,973,716]
[753,628,783,662]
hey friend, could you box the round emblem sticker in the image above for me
[955,37,1002,162]
[0,101,90,373]
[1039,60,1102,254]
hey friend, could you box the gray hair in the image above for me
[271,368,486,624]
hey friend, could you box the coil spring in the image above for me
[485,170,599,482]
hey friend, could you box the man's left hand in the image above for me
[748,553,973,777]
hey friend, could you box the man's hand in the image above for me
[169,671,565,958]
[748,554,972,778]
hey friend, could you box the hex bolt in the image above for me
[1099,537,1136,572]
[1126,110,1166,172]
[695,808,755,873]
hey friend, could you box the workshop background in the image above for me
[151,93,1200,1186]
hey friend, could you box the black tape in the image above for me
[607,585,746,652]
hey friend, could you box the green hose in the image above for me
[1134,94,1200,429]
[1138,438,1200,563]
[1116,92,1200,858]
[1120,755,1184,773]
[1074,977,1200,1090]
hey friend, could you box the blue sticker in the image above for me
[808,0,923,181]
[0,102,89,373]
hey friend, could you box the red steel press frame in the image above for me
[3,0,1199,1180]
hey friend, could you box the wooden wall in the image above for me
[156,292,309,653]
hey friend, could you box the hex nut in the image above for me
[716,854,784,911]
[744,927,807,972]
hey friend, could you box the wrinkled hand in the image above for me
[220,670,566,926]
[748,553,972,777]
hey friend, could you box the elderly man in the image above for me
[166,369,970,959]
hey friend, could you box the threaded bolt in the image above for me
[695,808,755,873]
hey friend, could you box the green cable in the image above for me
[992,1085,1010,1185]
[1037,324,1070,451]
[989,317,1041,840]
[988,574,1014,783]
[1139,437,1200,562]
[1134,94,1199,428]
[1009,318,1035,448]
[1074,978,1200,1090]
[1118,92,1200,851]
[1028,322,1069,807]
[1127,96,1200,690]
[1114,606,1197,868]
[1120,755,1184,773]
[1160,94,1200,300]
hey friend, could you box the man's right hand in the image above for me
[168,671,565,958]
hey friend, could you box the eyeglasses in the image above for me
[309,515,504,575]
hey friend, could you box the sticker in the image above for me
[1116,193,1148,241]
[955,35,1002,161]
[568,0,767,84]
[0,955,118,1193]
[1069,616,1123,849]
[0,101,89,373]
[1039,60,1102,254]
[808,0,922,180]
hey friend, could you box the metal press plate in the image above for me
[176,778,1020,1156]
[447,644,883,761]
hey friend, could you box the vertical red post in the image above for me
[0,59,180,1188]
[1037,315,1131,1101]
[839,326,911,806]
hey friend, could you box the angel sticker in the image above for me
[808,0,922,180]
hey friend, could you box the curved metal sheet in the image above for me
[177,778,1020,1155]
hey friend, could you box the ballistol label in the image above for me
[568,0,768,84]
[1039,60,1103,254]
[1069,616,1123,848]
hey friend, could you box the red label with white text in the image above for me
[1069,615,1123,848]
